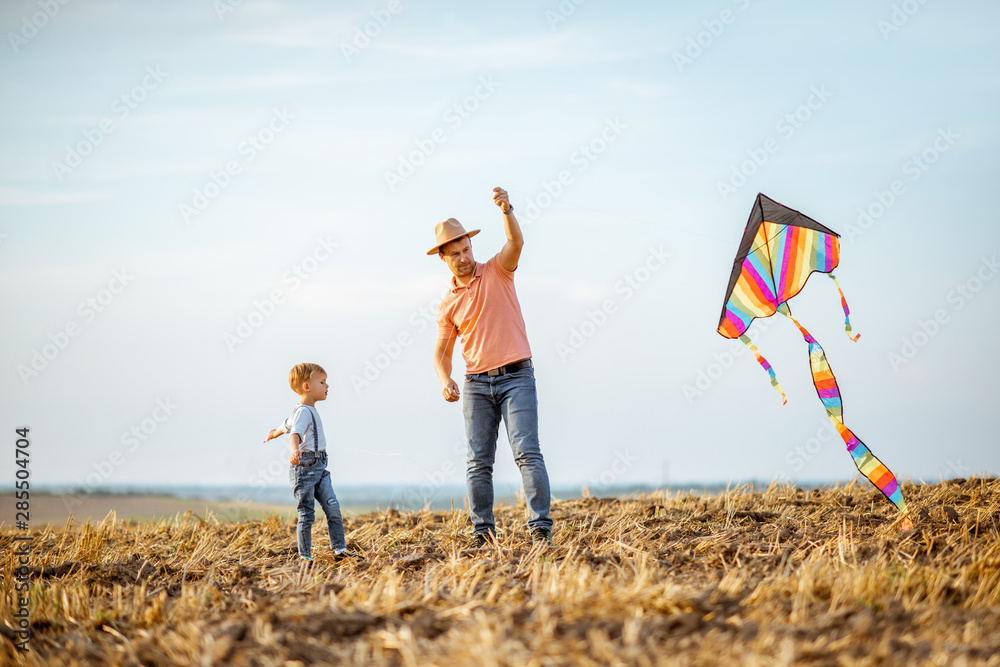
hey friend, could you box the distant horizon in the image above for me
[19,475,990,515]
[33,474,987,495]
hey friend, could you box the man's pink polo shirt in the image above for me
[436,253,532,375]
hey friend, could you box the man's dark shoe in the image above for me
[471,532,496,548]
[531,528,553,545]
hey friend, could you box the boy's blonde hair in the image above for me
[288,363,326,394]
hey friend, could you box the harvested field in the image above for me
[2,478,999,666]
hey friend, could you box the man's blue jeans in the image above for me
[463,365,552,535]
[288,451,346,557]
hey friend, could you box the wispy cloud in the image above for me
[219,15,353,48]
[0,188,107,206]
[375,30,664,71]
[607,78,668,100]
[161,72,346,96]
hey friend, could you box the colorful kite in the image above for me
[717,193,911,529]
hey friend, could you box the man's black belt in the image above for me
[472,359,532,378]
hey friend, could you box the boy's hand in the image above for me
[264,429,283,443]
[290,450,301,465]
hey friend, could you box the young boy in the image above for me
[264,362,356,562]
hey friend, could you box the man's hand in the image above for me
[434,336,460,402]
[441,378,461,402]
[493,187,511,213]
[264,428,282,443]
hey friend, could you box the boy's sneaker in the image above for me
[531,528,553,545]
[299,555,313,563]
[333,549,362,561]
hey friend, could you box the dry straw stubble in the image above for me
[1,478,999,666]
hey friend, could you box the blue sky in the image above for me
[2,0,998,497]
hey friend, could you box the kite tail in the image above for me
[780,312,910,526]
[739,334,786,405]
[829,274,861,342]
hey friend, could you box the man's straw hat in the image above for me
[426,218,480,255]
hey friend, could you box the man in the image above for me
[430,187,553,545]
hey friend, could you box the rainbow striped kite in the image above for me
[717,193,911,529]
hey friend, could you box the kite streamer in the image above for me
[829,274,861,342]
[782,312,907,517]
[717,193,911,528]
[739,334,786,405]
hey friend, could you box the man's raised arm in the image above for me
[494,187,523,272]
